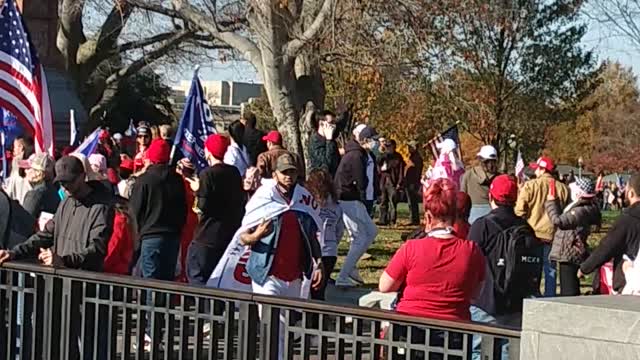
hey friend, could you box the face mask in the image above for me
[369,141,381,156]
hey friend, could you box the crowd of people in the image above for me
[0,110,639,357]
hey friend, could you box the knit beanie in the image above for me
[205,134,230,160]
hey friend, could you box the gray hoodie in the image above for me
[12,181,115,271]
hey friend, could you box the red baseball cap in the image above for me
[120,159,134,171]
[489,175,518,203]
[529,156,555,172]
[262,130,282,144]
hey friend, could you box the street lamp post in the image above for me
[578,157,584,179]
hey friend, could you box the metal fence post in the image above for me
[258,303,280,360]
[238,301,259,360]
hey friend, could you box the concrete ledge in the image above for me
[521,296,640,360]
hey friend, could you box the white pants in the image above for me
[338,200,378,280]
[252,276,302,359]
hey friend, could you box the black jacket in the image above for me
[334,140,367,202]
[243,127,267,167]
[129,164,187,239]
[23,181,61,218]
[546,199,601,264]
[581,202,640,292]
[468,206,542,315]
[308,132,341,177]
[11,181,115,271]
[194,163,245,254]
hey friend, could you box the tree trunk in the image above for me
[260,56,304,161]
[295,52,326,172]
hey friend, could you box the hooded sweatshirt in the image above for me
[128,164,187,239]
[11,181,115,271]
[334,139,368,202]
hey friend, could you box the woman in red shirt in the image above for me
[379,178,485,321]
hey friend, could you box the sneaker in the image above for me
[360,253,373,261]
[335,277,357,288]
[349,270,365,284]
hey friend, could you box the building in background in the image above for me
[18,0,88,145]
[170,80,263,132]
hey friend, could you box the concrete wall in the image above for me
[520,296,640,360]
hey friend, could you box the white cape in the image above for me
[622,248,640,295]
[206,180,323,293]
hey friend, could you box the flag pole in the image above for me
[1,130,6,182]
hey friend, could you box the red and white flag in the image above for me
[0,0,54,155]
[515,150,525,181]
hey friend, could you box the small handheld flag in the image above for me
[75,128,101,157]
[427,124,462,160]
[515,150,525,181]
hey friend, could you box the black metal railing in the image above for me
[0,262,521,360]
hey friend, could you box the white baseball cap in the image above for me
[477,145,498,160]
[352,124,366,140]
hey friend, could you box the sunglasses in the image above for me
[137,134,149,139]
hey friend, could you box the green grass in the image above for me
[333,203,622,295]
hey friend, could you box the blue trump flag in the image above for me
[0,108,23,179]
[0,108,23,147]
[75,128,101,158]
[172,69,216,172]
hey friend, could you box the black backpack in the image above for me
[483,218,543,311]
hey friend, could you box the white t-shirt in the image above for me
[366,153,375,201]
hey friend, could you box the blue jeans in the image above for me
[140,234,180,281]
[139,234,180,337]
[471,305,509,360]
[543,243,557,297]
[469,204,491,225]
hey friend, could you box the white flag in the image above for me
[69,109,77,146]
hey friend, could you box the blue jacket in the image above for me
[246,210,322,286]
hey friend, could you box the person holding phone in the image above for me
[516,157,569,297]
[308,110,341,177]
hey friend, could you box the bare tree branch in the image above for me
[57,0,87,69]
[171,0,263,72]
[118,31,183,52]
[105,30,191,86]
[286,0,334,57]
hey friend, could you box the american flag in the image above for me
[515,150,525,180]
[427,124,462,160]
[0,0,54,155]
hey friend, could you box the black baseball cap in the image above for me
[54,156,85,183]
[358,126,379,141]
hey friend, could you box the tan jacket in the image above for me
[515,173,569,241]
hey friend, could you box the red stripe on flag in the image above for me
[0,76,37,115]
[0,61,35,89]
